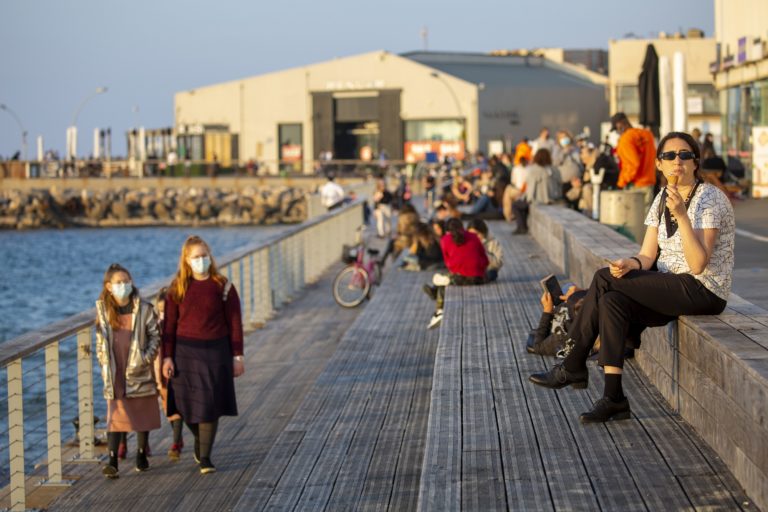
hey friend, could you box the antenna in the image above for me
[421,25,429,51]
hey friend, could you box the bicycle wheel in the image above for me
[333,266,371,308]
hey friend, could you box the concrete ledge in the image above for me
[530,204,768,511]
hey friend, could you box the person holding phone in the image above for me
[161,236,245,474]
[529,131,734,423]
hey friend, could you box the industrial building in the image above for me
[173,50,608,174]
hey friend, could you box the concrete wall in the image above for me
[529,203,768,512]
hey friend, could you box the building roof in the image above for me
[401,51,607,89]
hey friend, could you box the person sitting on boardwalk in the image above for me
[152,287,185,461]
[511,148,562,235]
[526,284,587,357]
[467,218,503,282]
[95,263,161,478]
[423,218,489,329]
[161,236,245,474]
[529,132,735,423]
[402,222,444,271]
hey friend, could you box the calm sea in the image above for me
[0,225,287,484]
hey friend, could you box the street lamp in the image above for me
[69,86,108,159]
[0,103,28,160]
[430,71,466,151]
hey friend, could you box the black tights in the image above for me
[186,420,218,459]
[107,431,148,460]
[171,418,183,444]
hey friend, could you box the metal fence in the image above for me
[0,201,363,511]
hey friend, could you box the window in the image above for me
[686,84,719,115]
[616,85,639,116]
[404,119,463,142]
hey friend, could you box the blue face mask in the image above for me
[560,137,571,147]
[111,282,133,301]
[189,256,211,275]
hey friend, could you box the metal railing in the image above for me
[0,201,363,511]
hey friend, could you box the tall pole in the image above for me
[0,103,28,160]
[70,87,108,159]
[430,72,465,150]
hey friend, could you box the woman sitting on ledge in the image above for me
[529,131,735,423]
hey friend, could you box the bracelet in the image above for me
[629,256,643,270]
[234,355,244,362]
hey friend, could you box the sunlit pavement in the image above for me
[731,197,768,309]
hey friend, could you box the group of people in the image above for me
[403,127,735,424]
[96,235,243,478]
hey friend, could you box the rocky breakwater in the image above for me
[0,186,308,229]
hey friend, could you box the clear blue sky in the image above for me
[0,0,714,158]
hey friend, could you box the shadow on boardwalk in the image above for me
[43,222,753,511]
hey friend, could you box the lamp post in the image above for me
[0,103,28,160]
[430,71,466,155]
[69,86,108,160]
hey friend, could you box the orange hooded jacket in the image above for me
[616,127,657,189]
[513,141,532,166]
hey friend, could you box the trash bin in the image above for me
[599,190,647,243]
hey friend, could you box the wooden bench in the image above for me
[417,222,751,510]
[529,204,768,511]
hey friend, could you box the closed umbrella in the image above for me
[638,44,660,138]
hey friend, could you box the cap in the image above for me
[610,112,628,131]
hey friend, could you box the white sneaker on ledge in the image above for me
[432,273,450,286]
[427,310,444,329]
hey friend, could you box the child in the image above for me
[95,263,161,478]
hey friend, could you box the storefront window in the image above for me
[278,123,303,173]
[687,84,719,115]
[405,119,463,142]
[752,79,768,127]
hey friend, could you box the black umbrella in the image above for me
[638,44,660,138]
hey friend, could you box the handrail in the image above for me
[0,200,363,511]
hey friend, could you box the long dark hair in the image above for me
[656,131,701,180]
[98,263,139,329]
[445,218,465,245]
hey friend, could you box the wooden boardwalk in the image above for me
[42,222,754,511]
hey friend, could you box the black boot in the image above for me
[103,432,120,479]
[529,362,588,389]
[579,397,631,423]
[135,431,150,472]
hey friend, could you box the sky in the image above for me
[0,0,714,159]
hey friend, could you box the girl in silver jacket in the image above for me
[95,263,161,478]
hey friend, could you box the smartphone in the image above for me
[539,274,564,306]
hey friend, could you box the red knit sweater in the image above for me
[440,231,489,278]
[162,277,244,358]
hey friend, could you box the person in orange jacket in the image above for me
[513,137,533,166]
[611,113,657,207]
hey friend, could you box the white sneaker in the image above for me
[432,273,450,286]
[427,310,444,329]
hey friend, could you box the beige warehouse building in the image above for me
[174,50,608,174]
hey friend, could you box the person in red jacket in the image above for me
[161,235,245,474]
[423,218,489,329]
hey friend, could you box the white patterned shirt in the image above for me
[644,182,735,301]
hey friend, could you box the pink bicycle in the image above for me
[332,236,383,308]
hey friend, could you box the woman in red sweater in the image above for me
[161,236,245,474]
[423,218,489,328]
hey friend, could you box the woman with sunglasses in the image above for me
[529,131,734,423]
[95,263,161,478]
[161,236,244,474]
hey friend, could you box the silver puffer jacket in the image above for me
[95,297,160,400]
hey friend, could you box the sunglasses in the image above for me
[659,150,696,161]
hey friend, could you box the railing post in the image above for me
[297,232,306,288]
[75,327,97,461]
[260,248,273,322]
[41,341,71,487]
[243,254,254,327]
[232,259,242,311]
[7,359,26,512]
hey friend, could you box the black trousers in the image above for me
[436,274,486,310]
[566,267,726,368]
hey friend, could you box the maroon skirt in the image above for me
[166,336,238,423]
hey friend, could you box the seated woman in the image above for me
[529,131,734,423]
[403,222,444,271]
[423,218,489,329]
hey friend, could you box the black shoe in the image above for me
[102,457,119,479]
[422,284,437,301]
[135,449,149,472]
[199,457,217,474]
[526,332,537,354]
[529,363,588,389]
[579,397,631,423]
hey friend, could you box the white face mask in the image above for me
[189,256,211,275]
[111,282,133,301]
